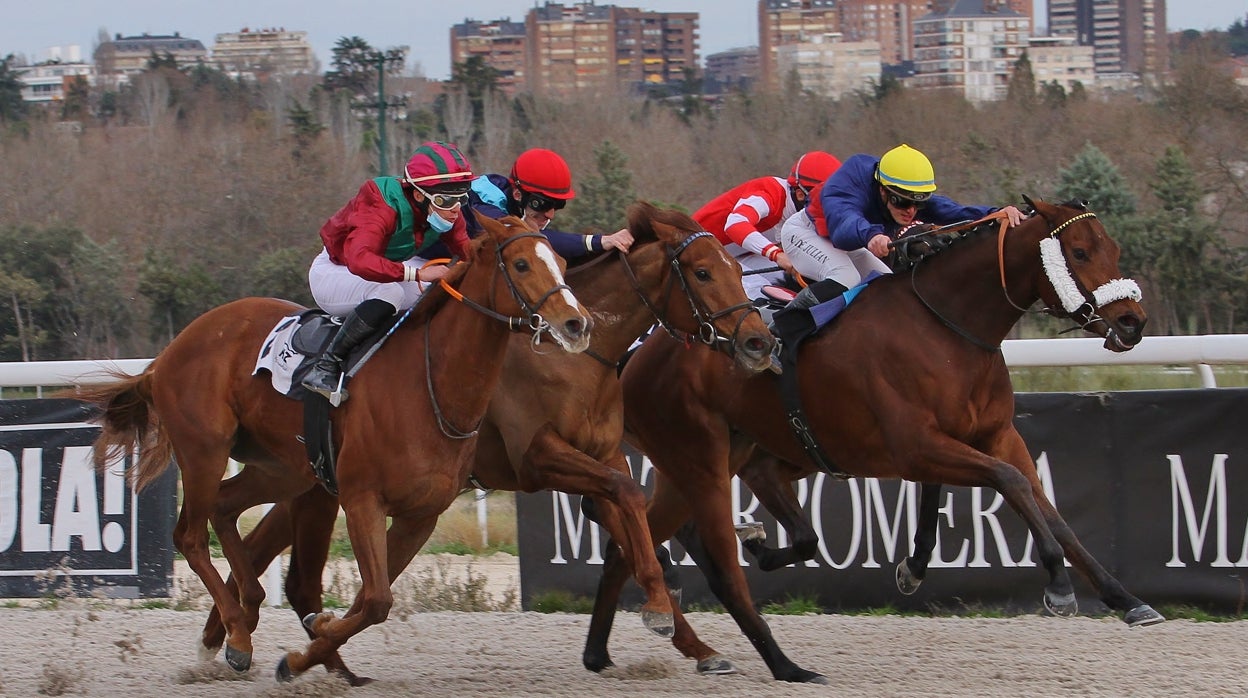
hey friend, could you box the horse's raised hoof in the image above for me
[696,654,739,675]
[1124,604,1165,628]
[1043,590,1078,618]
[734,521,766,543]
[641,609,675,638]
[896,559,923,595]
[301,612,320,631]
[276,656,294,683]
[224,645,252,673]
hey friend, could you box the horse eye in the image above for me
[514,259,531,272]
[1071,248,1088,262]
[694,269,711,281]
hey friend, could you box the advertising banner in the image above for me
[0,399,176,598]
[516,389,1248,614]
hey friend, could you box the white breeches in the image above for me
[723,242,783,300]
[780,213,890,288]
[308,248,429,316]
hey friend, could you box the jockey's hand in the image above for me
[418,264,451,283]
[601,228,634,253]
[867,233,892,258]
[1001,205,1024,227]
[774,250,797,276]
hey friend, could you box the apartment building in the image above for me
[912,0,1031,102]
[705,46,761,93]
[775,32,882,97]
[93,32,208,77]
[14,46,93,104]
[758,0,839,90]
[1026,35,1095,92]
[1048,0,1167,79]
[450,19,528,95]
[613,7,698,88]
[210,27,318,75]
[836,0,933,66]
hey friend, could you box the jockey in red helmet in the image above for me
[302,141,475,405]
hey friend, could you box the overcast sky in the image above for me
[2,0,1244,81]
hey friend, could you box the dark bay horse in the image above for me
[584,199,1157,683]
[197,201,776,682]
[75,215,592,681]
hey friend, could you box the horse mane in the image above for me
[625,200,702,245]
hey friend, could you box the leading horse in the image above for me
[75,215,592,681]
[584,199,1157,683]
[197,201,776,682]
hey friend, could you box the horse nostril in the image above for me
[746,337,768,356]
[564,318,585,337]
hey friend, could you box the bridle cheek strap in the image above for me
[1038,236,1142,314]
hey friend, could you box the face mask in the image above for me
[426,210,453,234]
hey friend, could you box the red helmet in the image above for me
[510,148,575,200]
[788,151,842,189]
[403,141,474,187]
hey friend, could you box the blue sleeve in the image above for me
[922,195,995,226]
[822,164,886,251]
[542,227,603,258]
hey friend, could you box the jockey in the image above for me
[781,143,1024,306]
[302,141,475,404]
[424,147,633,261]
[693,151,841,300]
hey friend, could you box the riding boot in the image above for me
[301,305,386,406]
[786,279,849,311]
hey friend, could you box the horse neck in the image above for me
[915,217,1048,346]
[573,242,673,359]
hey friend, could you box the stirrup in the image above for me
[304,372,349,407]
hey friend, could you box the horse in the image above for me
[194,200,777,683]
[74,214,593,682]
[582,199,1157,684]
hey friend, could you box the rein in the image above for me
[426,231,577,439]
[908,207,1142,350]
[617,230,760,364]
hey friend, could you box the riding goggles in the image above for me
[884,186,931,210]
[524,191,567,213]
[415,185,470,210]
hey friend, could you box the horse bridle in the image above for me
[617,230,760,361]
[909,209,1141,350]
[427,231,579,439]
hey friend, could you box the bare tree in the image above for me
[478,91,514,172]
[442,87,474,150]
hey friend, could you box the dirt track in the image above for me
[1,556,1246,697]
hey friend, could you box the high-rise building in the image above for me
[520,2,699,96]
[1026,35,1095,92]
[705,47,761,93]
[450,19,528,95]
[912,0,1031,102]
[837,0,933,66]
[774,32,882,98]
[1048,0,1167,79]
[211,28,317,75]
[758,0,839,90]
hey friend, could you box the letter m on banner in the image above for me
[1166,454,1235,568]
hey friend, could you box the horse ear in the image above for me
[1021,193,1036,210]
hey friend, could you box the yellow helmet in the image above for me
[876,144,936,195]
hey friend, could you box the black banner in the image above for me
[516,389,1248,614]
[0,399,176,598]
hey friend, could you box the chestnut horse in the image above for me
[75,215,592,682]
[584,199,1158,683]
[196,201,776,682]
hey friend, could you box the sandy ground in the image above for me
[2,555,1246,697]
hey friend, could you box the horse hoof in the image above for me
[696,654,738,675]
[301,612,320,631]
[225,645,252,672]
[641,609,675,638]
[896,559,922,595]
[734,521,766,544]
[334,669,375,687]
[1043,590,1078,617]
[1124,604,1165,628]
[786,669,829,684]
[197,643,221,662]
[276,656,294,683]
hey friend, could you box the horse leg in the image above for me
[583,473,733,675]
[671,477,826,684]
[989,430,1163,627]
[170,451,257,672]
[897,483,942,595]
[736,453,819,571]
[518,425,673,635]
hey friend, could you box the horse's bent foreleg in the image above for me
[737,453,819,571]
[519,425,672,634]
[990,430,1163,627]
[897,483,942,595]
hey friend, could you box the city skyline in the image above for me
[2,0,1243,81]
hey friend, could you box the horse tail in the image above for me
[73,370,173,492]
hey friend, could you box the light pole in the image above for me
[369,48,407,175]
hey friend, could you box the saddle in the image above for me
[253,309,401,496]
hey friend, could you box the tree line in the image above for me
[0,34,1244,360]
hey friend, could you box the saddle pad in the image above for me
[809,271,886,332]
[254,314,309,397]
